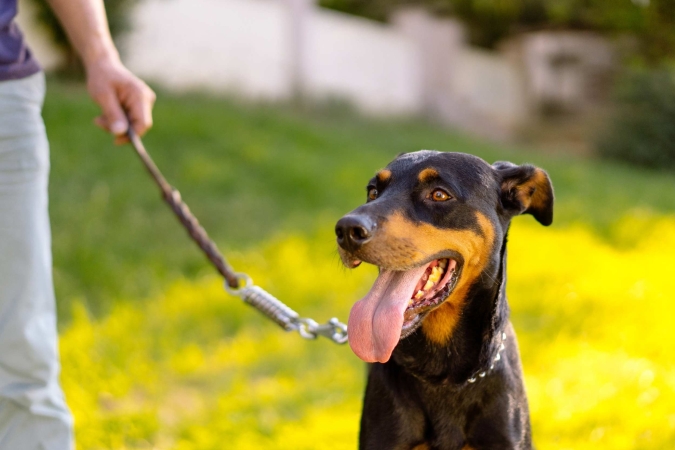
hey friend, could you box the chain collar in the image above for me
[466,331,507,384]
[465,265,508,385]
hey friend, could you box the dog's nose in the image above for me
[336,215,376,250]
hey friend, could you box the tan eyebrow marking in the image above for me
[418,168,439,183]
[376,169,392,183]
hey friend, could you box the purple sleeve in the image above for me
[0,0,42,81]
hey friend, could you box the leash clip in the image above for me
[295,317,349,344]
[224,275,349,345]
[127,129,349,345]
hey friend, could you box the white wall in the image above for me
[15,0,536,136]
[123,0,291,100]
[453,48,528,130]
[19,0,613,139]
[123,0,422,114]
[304,9,422,114]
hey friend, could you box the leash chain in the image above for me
[224,274,348,343]
[126,128,348,344]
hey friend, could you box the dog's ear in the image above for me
[493,161,554,226]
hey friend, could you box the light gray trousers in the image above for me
[0,72,73,449]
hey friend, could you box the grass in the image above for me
[43,80,675,449]
[46,82,675,317]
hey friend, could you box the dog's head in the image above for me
[336,151,553,363]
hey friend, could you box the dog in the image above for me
[335,150,553,449]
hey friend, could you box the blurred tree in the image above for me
[597,64,675,169]
[640,0,675,63]
[320,0,674,61]
[31,0,139,74]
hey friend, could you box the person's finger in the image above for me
[95,88,128,136]
[96,115,129,145]
[125,84,155,137]
[93,116,107,130]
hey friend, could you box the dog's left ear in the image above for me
[493,161,554,226]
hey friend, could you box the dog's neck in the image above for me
[390,233,510,386]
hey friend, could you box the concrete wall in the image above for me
[123,0,291,100]
[16,0,615,140]
[304,8,422,114]
[508,32,616,114]
[393,8,528,140]
[451,48,528,139]
[123,0,422,114]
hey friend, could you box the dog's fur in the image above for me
[335,151,553,450]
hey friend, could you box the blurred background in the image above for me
[15,0,675,448]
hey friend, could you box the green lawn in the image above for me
[44,80,675,449]
[46,81,675,319]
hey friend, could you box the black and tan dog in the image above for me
[335,150,553,450]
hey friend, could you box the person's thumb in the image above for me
[98,90,128,136]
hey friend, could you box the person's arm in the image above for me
[46,0,155,143]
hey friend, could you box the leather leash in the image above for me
[126,127,348,344]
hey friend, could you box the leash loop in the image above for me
[225,278,299,331]
[126,126,348,345]
[223,273,254,295]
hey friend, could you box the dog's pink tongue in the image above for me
[348,266,429,363]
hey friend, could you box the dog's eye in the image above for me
[429,189,451,202]
[367,188,379,201]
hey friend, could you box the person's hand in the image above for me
[86,57,156,144]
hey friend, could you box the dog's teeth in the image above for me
[428,271,441,284]
[423,280,435,291]
[414,290,424,300]
[439,259,448,269]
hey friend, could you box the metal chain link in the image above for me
[224,274,348,344]
[127,127,348,345]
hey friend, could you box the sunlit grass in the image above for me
[60,230,371,449]
[509,213,675,449]
[60,212,675,449]
[45,80,675,319]
[43,79,675,448]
